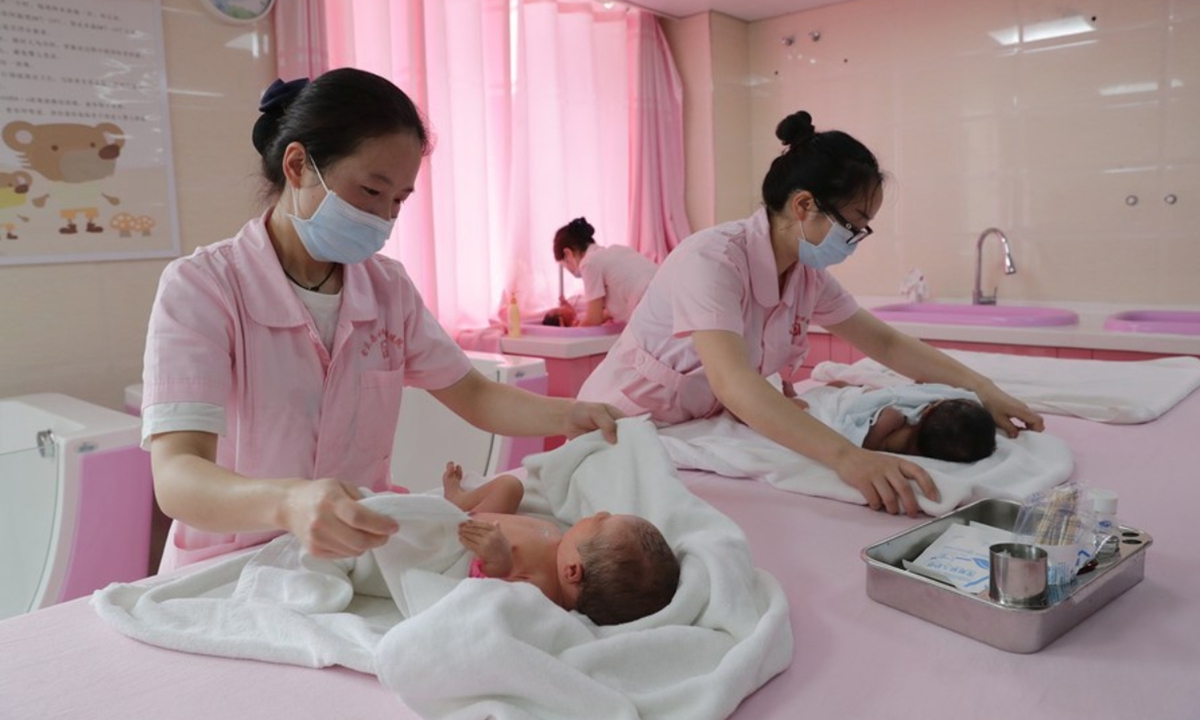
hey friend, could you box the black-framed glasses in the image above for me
[818,202,873,245]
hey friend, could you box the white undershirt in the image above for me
[141,285,343,448]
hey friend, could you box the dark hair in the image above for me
[761,110,883,216]
[575,517,679,626]
[553,217,596,261]
[542,309,567,326]
[917,399,997,463]
[252,68,432,200]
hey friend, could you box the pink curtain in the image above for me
[274,0,328,80]
[627,11,690,263]
[319,1,687,329]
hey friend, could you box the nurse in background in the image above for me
[142,68,620,571]
[554,217,657,326]
[579,111,1042,517]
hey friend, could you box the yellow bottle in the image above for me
[507,291,522,338]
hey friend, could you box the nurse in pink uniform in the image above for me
[554,217,657,326]
[142,69,620,571]
[579,111,1043,517]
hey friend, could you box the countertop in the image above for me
[499,333,619,359]
[497,297,1200,359]
[816,296,1200,356]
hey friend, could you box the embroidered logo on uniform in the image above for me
[361,329,403,358]
[791,317,809,337]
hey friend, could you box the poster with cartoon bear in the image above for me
[0,0,179,265]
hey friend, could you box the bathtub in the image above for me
[0,393,153,621]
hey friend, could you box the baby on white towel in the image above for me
[443,462,680,626]
[802,383,997,463]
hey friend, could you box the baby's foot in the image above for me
[442,461,464,503]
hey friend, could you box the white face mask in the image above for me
[798,213,858,270]
[289,156,395,265]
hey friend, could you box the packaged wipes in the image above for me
[905,522,1013,592]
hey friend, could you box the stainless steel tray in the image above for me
[861,498,1152,653]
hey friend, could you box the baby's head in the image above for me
[558,512,679,626]
[917,398,996,463]
[543,307,575,327]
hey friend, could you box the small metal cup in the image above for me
[989,542,1049,608]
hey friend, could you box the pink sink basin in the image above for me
[1104,310,1200,336]
[870,303,1079,327]
[517,322,626,338]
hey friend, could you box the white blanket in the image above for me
[658,390,1073,516]
[93,418,792,720]
[812,350,1200,424]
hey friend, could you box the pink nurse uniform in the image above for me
[578,208,858,424]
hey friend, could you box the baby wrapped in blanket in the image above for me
[801,383,997,463]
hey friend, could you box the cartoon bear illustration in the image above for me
[0,170,33,240]
[2,121,124,234]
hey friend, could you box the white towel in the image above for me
[93,418,792,720]
[811,351,1200,424]
[658,391,1073,516]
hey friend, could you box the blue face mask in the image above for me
[798,214,858,270]
[289,158,394,265]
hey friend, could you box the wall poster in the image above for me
[0,0,179,266]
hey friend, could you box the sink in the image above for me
[1104,310,1200,336]
[517,322,625,338]
[870,303,1079,327]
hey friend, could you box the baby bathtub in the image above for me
[0,393,153,621]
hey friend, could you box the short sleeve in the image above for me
[580,252,607,302]
[397,271,473,391]
[141,259,235,408]
[810,271,860,327]
[668,244,747,337]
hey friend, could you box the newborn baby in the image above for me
[801,383,997,463]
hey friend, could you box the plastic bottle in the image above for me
[1091,488,1119,558]
[507,291,522,338]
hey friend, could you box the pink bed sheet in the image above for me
[2,393,1198,720]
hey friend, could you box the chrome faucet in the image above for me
[973,227,1016,305]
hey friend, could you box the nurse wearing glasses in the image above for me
[579,111,1043,516]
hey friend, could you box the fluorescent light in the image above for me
[1099,82,1159,96]
[989,16,1094,46]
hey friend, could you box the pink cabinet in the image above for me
[502,352,607,451]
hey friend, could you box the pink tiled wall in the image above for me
[674,0,1198,305]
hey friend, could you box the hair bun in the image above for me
[568,216,595,239]
[776,111,815,148]
[259,77,310,116]
[252,77,310,155]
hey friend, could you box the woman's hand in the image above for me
[564,401,623,443]
[280,478,399,559]
[975,383,1044,437]
[458,519,513,577]
[833,447,939,517]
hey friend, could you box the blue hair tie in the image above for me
[258,77,309,117]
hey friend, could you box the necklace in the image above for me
[283,263,338,292]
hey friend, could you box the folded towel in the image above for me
[659,385,1073,515]
[94,418,792,720]
[812,351,1200,424]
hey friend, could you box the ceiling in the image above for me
[624,0,846,22]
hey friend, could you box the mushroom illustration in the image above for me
[133,215,155,237]
[110,212,136,237]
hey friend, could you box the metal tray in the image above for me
[861,498,1152,653]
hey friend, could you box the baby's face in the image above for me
[879,423,920,455]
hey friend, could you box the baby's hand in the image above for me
[458,519,513,577]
